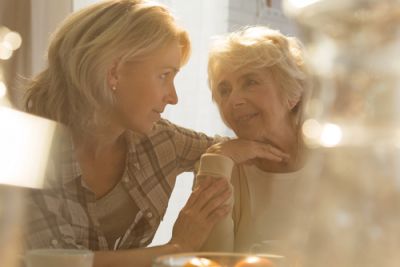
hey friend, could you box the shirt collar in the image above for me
[58,129,140,186]
[58,130,82,185]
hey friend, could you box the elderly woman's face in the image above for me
[214,68,294,153]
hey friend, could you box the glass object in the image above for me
[26,249,94,267]
[0,186,24,267]
[153,252,286,267]
[282,0,400,267]
[249,240,291,267]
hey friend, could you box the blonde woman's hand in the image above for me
[169,176,232,251]
[206,139,290,164]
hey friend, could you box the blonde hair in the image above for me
[25,0,190,133]
[208,26,309,106]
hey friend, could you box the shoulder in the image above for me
[144,119,215,144]
[153,119,210,138]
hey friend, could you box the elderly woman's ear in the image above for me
[287,94,301,111]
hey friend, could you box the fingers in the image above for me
[170,200,231,252]
[190,177,230,212]
[170,177,233,251]
[200,183,232,216]
[210,139,290,164]
[256,143,290,162]
[265,143,290,160]
[184,176,228,210]
[185,176,212,208]
[207,204,232,225]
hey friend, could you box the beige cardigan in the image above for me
[231,164,302,253]
[197,155,308,254]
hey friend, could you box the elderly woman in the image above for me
[205,26,311,254]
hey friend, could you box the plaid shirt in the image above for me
[25,119,215,250]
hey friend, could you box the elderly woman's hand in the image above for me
[169,176,232,251]
[206,139,290,165]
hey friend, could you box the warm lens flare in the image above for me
[0,27,21,60]
[4,31,22,50]
[234,256,275,267]
[303,120,343,147]
[302,119,322,140]
[0,42,13,60]
[320,123,342,147]
[183,257,221,267]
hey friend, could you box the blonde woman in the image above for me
[24,2,289,267]
[206,26,311,255]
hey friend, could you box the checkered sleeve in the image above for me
[25,189,85,250]
[159,120,222,172]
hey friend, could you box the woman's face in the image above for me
[214,67,301,171]
[214,68,292,147]
[112,41,182,134]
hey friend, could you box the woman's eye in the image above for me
[244,79,258,87]
[159,72,170,80]
[218,87,231,97]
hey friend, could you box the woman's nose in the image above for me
[228,89,246,108]
[165,84,178,105]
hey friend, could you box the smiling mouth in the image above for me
[236,112,259,122]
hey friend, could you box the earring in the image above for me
[111,85,117,91]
